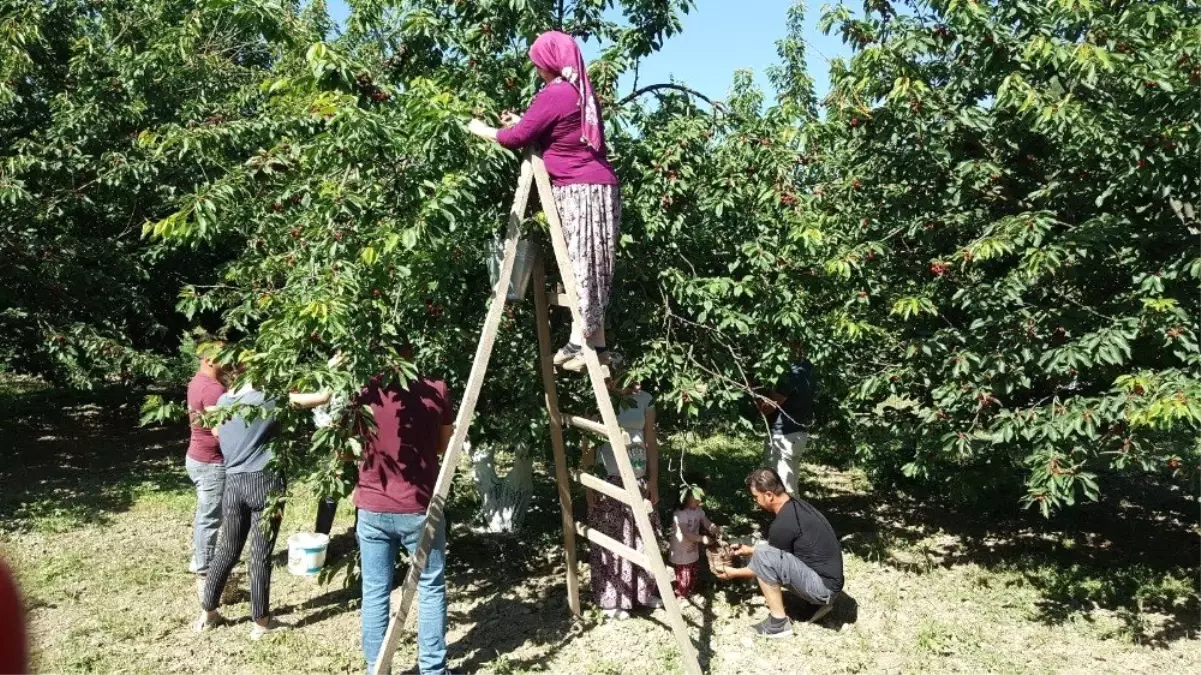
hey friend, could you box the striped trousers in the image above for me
[201,471,285,621]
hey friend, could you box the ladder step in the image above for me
[573,471,654,513]
[574,522,650,570]
[548,292,572,308]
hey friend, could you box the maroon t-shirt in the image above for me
[0,559,27,675]
[186,372,226,463]
[354,376,454,514]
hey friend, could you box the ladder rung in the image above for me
[574,471,654,513]
[574,522,650,570]
[562,414,607,436]
[549,293,572,308]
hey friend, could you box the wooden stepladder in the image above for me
[371,150,702,675]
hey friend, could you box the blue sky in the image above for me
[325,1,852,103]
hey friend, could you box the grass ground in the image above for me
[2,381,1197,674]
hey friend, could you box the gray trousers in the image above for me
[748,543,836,606]
[186,456,225,573]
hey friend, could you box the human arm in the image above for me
[491,87,563,150]
[191,381,227,437]
[438,383,455,458]
[438,424,454,458]
[201,385,227,438]
[289,391,332,408]
[756,389,786,414]
[467,119,498,141]
[715,566,756,581]
[645,402,659,507]
[730,543,756,557]
[700,513,720,544]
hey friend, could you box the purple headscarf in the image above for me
[528,31,603,152]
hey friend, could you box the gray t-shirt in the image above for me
[216,386,277,474]
[598,390,654,479]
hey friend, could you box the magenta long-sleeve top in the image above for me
[495,80,619,187]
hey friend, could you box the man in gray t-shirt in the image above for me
[215,386,277,474]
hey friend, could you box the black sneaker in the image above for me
[750,616,792,639]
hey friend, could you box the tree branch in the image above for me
[619,83,725,111]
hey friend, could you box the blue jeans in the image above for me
[185,456,225,573]
[357,509,447,675]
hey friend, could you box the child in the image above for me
[669,484,717,599]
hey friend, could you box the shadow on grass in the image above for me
[6,380,1196,654]
[0,385,190,533]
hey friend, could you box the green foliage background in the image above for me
[3,0,1197,513]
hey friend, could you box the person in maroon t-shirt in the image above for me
[292,343,454,674]
[185,338,226,577]
[0,559,28,675]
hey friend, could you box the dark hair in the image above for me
[745,468,786,496]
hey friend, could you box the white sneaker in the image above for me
[601,608,630,621]
[249,618,289,641]
[645,595,664,609]
[194,611,223,633]
[561,349,611,373]
[188,560,200,574]
[553,343,580,366]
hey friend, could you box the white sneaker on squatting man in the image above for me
[601,608,630,621]
[194,611,224,633]
[249,617,289,641]
[645,595,664,609]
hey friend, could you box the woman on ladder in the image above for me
[580,359,663,619]
[468,30,620,372]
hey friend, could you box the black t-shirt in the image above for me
[765,497,844,592]
[771,359,816,435]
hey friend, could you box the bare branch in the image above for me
[619,83,725,111]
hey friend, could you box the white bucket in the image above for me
[486,237,536,301]
[287,532,329,576]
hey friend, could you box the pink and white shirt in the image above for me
[670,506,713,565]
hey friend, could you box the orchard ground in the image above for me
[2,379,1197,674]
